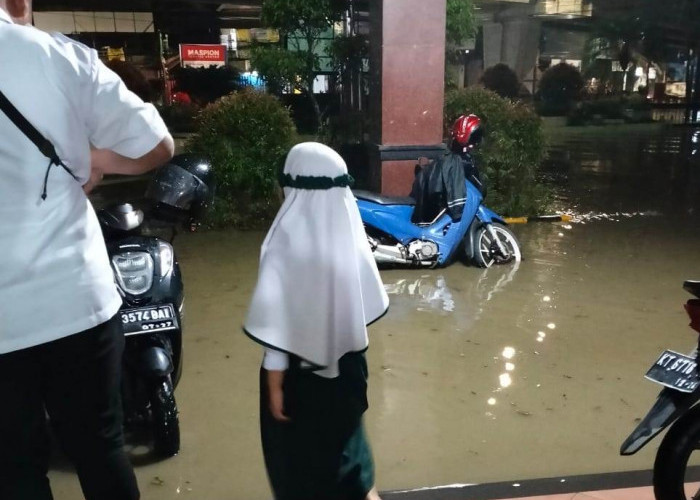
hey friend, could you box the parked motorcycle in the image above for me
[354,151,521,268]
[97,154,214,458]
[620,280,700,500]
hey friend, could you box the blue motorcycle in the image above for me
[354,155,521,268]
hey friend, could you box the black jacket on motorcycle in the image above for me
[410,152,468,223]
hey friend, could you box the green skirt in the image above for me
[260,352,375,500]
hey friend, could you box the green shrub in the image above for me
[481,63,520,99]
[624,93,652,111]
[185,89,297,228]
[566,95,652,125]
[535,99,572,117]
[445,87,550,216]
[589,97,624,119]
[567,102,592,126]
[537,63,584,116]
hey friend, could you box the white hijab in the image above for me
[244,142,389,376]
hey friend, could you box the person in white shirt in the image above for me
[244,142,389,500]
[0,1,174,499]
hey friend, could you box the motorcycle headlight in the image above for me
[112,251,154,295]
[157,241,174,277]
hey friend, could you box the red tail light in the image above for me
[685,299,700,333]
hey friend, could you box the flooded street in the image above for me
[50,125,700,498]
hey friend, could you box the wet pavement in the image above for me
[49,124,700,498]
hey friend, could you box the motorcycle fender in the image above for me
[476,205,506,225]
[463,219,481,262]
[620,386,700,455]
[135,346,173,378]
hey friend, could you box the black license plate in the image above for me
[120,304,178,336]
[645,349,700,393]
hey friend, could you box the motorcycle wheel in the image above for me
[150,376,180,457]
[471,223,522,268]
[653,403,700,500]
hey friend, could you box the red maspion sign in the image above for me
[179,44,226,68]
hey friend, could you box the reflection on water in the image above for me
[383,262,521,317]
[384,275,455,313]
[564,210,662,223]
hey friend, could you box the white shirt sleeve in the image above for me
[262,348,289,371]
[85,50,169,158]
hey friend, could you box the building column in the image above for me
[368,0,447,196]
[481,3,541,89]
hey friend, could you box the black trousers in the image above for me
[261,352,374,500]
[0,317,140,500]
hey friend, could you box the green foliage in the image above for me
[172,66,241,105]
[445,87,550,216]
[255,0,348,131]
[320,111,368,148]
[261,0,346,36]
[445,0,477,82]
[328,34,368,75]
[250,45,307,94]
[536,63,584,116]
[446,0,477,47]
[587,1,669,72]
[185,90,297,228]
[481,63,520,99]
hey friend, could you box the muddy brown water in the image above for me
[49,125,700,498]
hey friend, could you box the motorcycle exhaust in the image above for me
[373,244,410,265]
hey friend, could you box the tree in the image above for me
[249,45,306,95]
[251,0,348,131]
[589,0,700,119]
[445,0,477,88]
[584,0,691,93]
[446,0,476,49]
[328,32,369,109]
[481,64,520,99]
[537,63,584,115]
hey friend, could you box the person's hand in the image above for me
[83,164,104,194]
[266,370,291,422]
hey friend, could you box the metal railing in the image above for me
[651,104,700,125]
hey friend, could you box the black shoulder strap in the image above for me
[0,89,79,200]
[0,90,61,164]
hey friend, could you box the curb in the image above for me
[504,214,572,224]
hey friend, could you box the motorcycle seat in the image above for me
[353,190,415,206]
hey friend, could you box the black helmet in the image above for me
[145,154,215,227]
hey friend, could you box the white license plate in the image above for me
[645,349,700,393]
[120,304,178,336]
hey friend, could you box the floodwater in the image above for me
[49,125,700,498]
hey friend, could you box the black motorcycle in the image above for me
[97,154,214,458]
[620,280,700,500]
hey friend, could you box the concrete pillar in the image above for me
[368,0,447,196]
[481,4,541,86]
[482,22,504,70]
[500,17,540,84]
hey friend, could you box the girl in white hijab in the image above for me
[245,142,389,500]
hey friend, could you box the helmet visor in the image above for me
[145,164,198,210]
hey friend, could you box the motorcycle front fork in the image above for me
[485,223,509,258]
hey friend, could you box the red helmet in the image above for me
[451,114,483,149]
